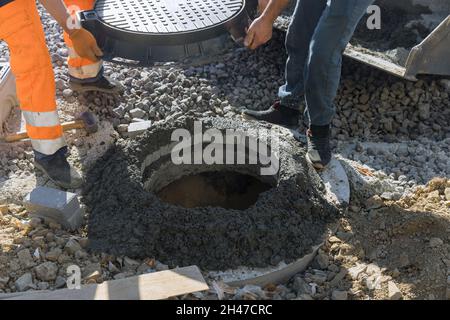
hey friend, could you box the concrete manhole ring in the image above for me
[82,117,340,271]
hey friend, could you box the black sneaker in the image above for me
[242,101,300,127]
[34,152,83,189]
[70,75,124,94]
[306,125,332,170]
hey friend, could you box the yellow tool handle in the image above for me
[4,120,84,143]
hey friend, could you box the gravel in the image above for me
[1,14,448,195]
[35,262,58,282]
[15,273,34,292]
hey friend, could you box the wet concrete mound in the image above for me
[82,117,339,270]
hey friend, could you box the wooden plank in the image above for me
[2,266,208,300]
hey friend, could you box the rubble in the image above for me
[23,187,84,231]
[388,281,403,300]
[35,262,58,282]
[14,273,34,292]
[331,290,348,301]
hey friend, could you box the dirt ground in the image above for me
[1,177,448,299]
[323,178,450,300]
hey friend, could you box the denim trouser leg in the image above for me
[304,0,375,126]
[279,0,327,110]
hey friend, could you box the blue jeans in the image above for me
[279,0,375,126]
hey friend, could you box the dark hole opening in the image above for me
[157,171,272,210]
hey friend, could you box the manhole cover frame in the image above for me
[80,0,258,65]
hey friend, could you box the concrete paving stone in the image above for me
[23,186,84,230]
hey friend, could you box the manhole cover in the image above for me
[80,0,257,65]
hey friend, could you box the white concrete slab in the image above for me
[0,63,18,135]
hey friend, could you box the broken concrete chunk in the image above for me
[35,262,58,282]
[313,253,329,269]
[17,249,35,268]
[82,263,102,279]
[129,108,146,119]
[0,204,9,214]
[331,290,348,300]
[0,276,10,289]
[126,120,152,138]
[429,237,443,248]
[23,186,84,230]
[388,281,403,300]
[445,188,450,201]
[292,276,312,296]
[45,248,62,262]
[348,263,367,280]
[15,273,34,292]
[64,238,82,255]
[55,276,66,289]
[78,237,89,248]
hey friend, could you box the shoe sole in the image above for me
[241,113,256,121]
[241,112,298,128]
[34,162,82,190]
[306,153,327,171]
[69,83,123,94]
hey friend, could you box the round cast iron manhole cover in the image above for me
[96,0,246,35]
[81,0,257,65]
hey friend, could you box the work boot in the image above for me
[242,101,300,127]
[69,75,124,94]
[306,125,332,170]
[34,148,83,189]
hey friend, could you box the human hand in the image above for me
[244,16,273,50]
[68,28,103,61]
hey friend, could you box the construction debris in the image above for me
[1,266,208,300]
[388,281,403,300]
[126,120,152,138]
[23,187,84,231]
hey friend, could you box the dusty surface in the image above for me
[1,178,448,299]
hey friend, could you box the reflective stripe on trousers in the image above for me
[64,0,103,80]
[0,0,66,155]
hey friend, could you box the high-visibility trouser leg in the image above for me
[0,0,66,155]
[63,0,103,81]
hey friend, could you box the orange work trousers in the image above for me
[63,0,102,81]
[0,0,66,155]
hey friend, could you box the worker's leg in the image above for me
[63,0,121,93]
[278,0,327,109]
[303,0,374,169]
[0,0,66,155]
[0,0,82,188]
[304,0,375,126]
[242,0,327,127]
